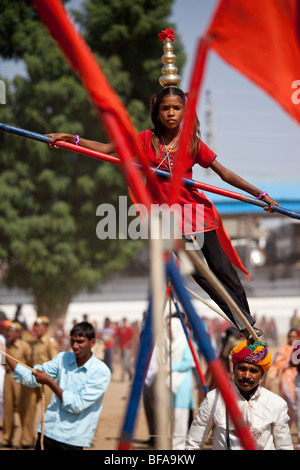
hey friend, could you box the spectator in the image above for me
[266,328,299,429]
[2,322,32,449]
[165,316,195,450]
[116,318,134,381]
[99,318,116,372]
[186,340,293,450]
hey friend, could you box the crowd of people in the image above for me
[0,304,300,450]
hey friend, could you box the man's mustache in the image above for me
[238,377,255,385]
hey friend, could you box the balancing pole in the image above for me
[1,122,299,221]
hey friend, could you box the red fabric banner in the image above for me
[206,0,300,125]
[32,0,159,210]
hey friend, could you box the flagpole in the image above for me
[1,122,299,221]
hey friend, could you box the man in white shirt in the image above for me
[185,340,294,450]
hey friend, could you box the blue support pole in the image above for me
[118,298,153,449]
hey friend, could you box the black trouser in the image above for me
[189,230,255,332]
[35,433,83,451]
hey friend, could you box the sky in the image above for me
[169,0,300,185]
[0,0,299,186]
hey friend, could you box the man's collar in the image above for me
[69,351,94,370]
[234,382,261,401]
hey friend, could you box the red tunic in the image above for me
[138,129,218,235]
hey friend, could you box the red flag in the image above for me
[31,0,162,210]
[206,0,300,125]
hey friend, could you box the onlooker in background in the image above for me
[2,322,32,449]
[116,318,134,381]
[264,318,278,346]
[266,328,299,429]
[20,316,59,448]
[290,309,300,330]
[99,318,116,372]
[165,315,195,450]
[186,340,293,450]
[53,320,69,352]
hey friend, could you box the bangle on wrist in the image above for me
[75,134,80,145]
[257,192,268,200]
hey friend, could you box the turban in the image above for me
[231,340,272,373]
[34,316,50,326]
[0,320,12,329]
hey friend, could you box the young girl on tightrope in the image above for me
[47,30,279,339]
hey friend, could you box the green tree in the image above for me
[0,0,185,323]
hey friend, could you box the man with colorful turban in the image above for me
[186,340,294,450]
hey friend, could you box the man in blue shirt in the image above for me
[4,321,111,450]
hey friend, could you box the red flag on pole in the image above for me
[205,0,300,125]
[31,0,161,210]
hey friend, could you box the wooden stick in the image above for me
[182,245,259,342]
[150,214,170,450]
[186,286,236,326]
[1,349,34,372]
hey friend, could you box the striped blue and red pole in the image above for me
[1,122,299,221]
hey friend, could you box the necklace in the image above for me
[162,133,180,151]
[152,134,180,175]
[161,136,175,174]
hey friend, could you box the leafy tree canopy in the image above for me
[0,0,185,322]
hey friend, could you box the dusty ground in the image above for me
[89,366,152,451]
[0,335,298,451]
